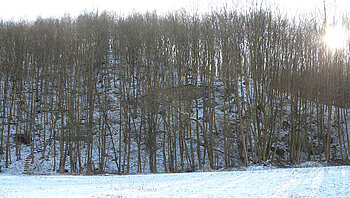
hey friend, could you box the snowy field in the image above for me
[1,166,350,198]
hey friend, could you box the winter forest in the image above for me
[1,5,350,175]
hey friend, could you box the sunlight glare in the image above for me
[324,25,349,50]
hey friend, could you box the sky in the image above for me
[0,0,349,21]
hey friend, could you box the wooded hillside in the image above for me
[1,8,350,174]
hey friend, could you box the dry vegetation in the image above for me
[0,7,350,174]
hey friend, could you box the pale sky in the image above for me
[0,0,349,21]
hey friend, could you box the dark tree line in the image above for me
[0,8,350,174]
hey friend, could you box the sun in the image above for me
[323,25,349,50]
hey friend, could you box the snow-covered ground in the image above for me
[1,165,350,198]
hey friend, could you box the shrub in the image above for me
[14,133,31,145]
